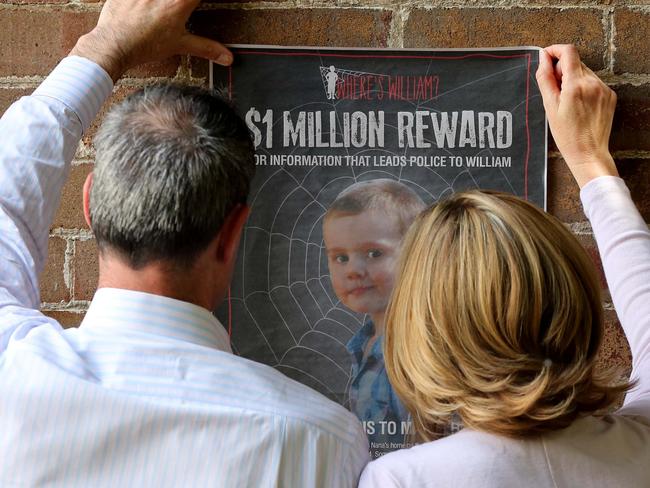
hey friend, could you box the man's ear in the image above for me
[82,172,93,229]
[216,204,250,264]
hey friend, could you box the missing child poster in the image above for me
[211,46,546,457]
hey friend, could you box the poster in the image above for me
[211,46,546,457]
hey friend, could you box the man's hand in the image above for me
[536,44,619,188]
[70,0,231,82]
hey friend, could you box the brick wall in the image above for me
[2,0,648,376]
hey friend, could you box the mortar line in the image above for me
[603,302,615,311]
[551,150,650,160]
[70,237,77,299]
[0,2,631,11]
[0,3,102,12]
[6,72,650,89]
[257,1,624,8]
[387,5,409,49]
[40,300,91,312]
[195,2,390,11]
[343,4,613,12]
[71,159,94,166]
[604,7,615,73]
[50,228,95,240]
[2,73,648,86]
[612,151,650,159]
[63,238,74,293]
[619,5,650,14]
[566,221,593,235]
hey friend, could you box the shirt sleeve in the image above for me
[0,56,113,350]
[580,176,650,408]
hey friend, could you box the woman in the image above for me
[359,45,650,487]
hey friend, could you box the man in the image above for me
[0,0,369,486]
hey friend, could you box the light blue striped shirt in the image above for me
[0,56,370,487]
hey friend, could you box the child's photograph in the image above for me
[322,179,425,453]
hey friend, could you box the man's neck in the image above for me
[97,255,221,311]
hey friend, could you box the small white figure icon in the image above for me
[325,66,339,100]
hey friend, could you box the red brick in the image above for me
[0,8,179,77]
[611,84,650,152]
[0,88,31,116]
[547,156,585,223]
[547,156,650,224]
[189,8,393,79]
[0,9,97,77]
[73,239,99,301]
[575,233,608,292]
[596,309,632,381]
[404,8,606,70]
[52,164,93,230]
[126,58,181,79]
[190,8,391,46]
[42,310,86,329]
[614,9,650,74]
[617,158,650,222]
[40,236,69,303]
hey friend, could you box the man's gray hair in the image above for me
[91,83,255,268]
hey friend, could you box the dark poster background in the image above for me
[211,46,546,448]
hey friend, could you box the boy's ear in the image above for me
[82,172,93,229]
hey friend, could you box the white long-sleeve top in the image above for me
[359,176,650,488]
[0,56,369,487]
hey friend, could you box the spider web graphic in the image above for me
[230,163,466,403]
[214,48,546,405]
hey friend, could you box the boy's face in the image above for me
[323,209,402,317]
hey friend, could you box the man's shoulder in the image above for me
[217,351,367,446]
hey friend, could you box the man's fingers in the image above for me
[179,34,233,65]
[544,44,582,78]
[536,48,560,112]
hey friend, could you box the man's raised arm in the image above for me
[0,0,232,347]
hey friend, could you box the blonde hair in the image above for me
[324,179,425,234]
[385,191,632,440]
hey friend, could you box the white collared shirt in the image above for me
[0,56,369,487]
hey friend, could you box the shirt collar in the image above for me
[346,320,377,365]
[80,288,232,352]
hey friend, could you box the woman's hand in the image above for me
[536,44,618,188]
